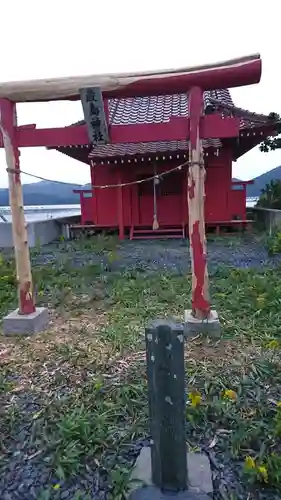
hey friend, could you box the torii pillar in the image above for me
[182,56,262,334]
[0,99,48,336]
[184,86,219,334]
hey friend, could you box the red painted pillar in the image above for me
[182,169,188,232]
[188,87,210,320]
[117,169,125,240]
[0,99,35,314]
[79,192,84,224]
[90,161,98,223]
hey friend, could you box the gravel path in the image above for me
[0,391,149,500]
[33,236,281,273]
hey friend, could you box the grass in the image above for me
[1,235,281,498]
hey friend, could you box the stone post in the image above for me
[129,319,213,499]
[145,320,187,491]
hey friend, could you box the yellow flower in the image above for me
[189,390,202,407]
[257,465,268,483]
[266,339,279,349]
[223,389,237,401]
[53,484,61,490]
[108,251,118,263]
[245,456,256,469]
[94,381,103,391]
[277,402,281,408]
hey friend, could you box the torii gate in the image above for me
[0,54,262,333]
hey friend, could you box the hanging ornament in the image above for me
[152,164,159,230]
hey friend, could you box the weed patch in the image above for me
[1,239,281,498]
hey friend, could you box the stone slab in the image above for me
[2,307,49,336]
[129,486,209,500]
[187,452,213,495]
[184,310,220,336]
[129,447,213,499]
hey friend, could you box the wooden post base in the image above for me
[3,307,49,336]
[184,309,220,336]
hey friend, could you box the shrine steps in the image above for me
[130,225,185,240]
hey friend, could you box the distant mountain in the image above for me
[246,166,281,197]
[0,181,82,206]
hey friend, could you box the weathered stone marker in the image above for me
[129,320,212,499]
[146,320,187,491]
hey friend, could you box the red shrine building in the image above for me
[55,88,274,239]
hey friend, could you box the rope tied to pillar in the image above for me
[5,160,190,190]
[188,160,205,167]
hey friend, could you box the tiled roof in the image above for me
[88,89,232,159]
[208,98,275,129]
[107,89,233,125]
[63,89,273,160]
[89,139,220,158]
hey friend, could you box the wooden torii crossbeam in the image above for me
[0,54,262,323]
[0,54,261,102]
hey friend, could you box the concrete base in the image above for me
[184,310,220,336]
[2,307,49,336]
[129,447,212,499]
[129,486,209,499]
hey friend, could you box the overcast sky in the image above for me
[0,0,280,188]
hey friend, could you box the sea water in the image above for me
[0,205,81,223]
[0,199,258,223]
